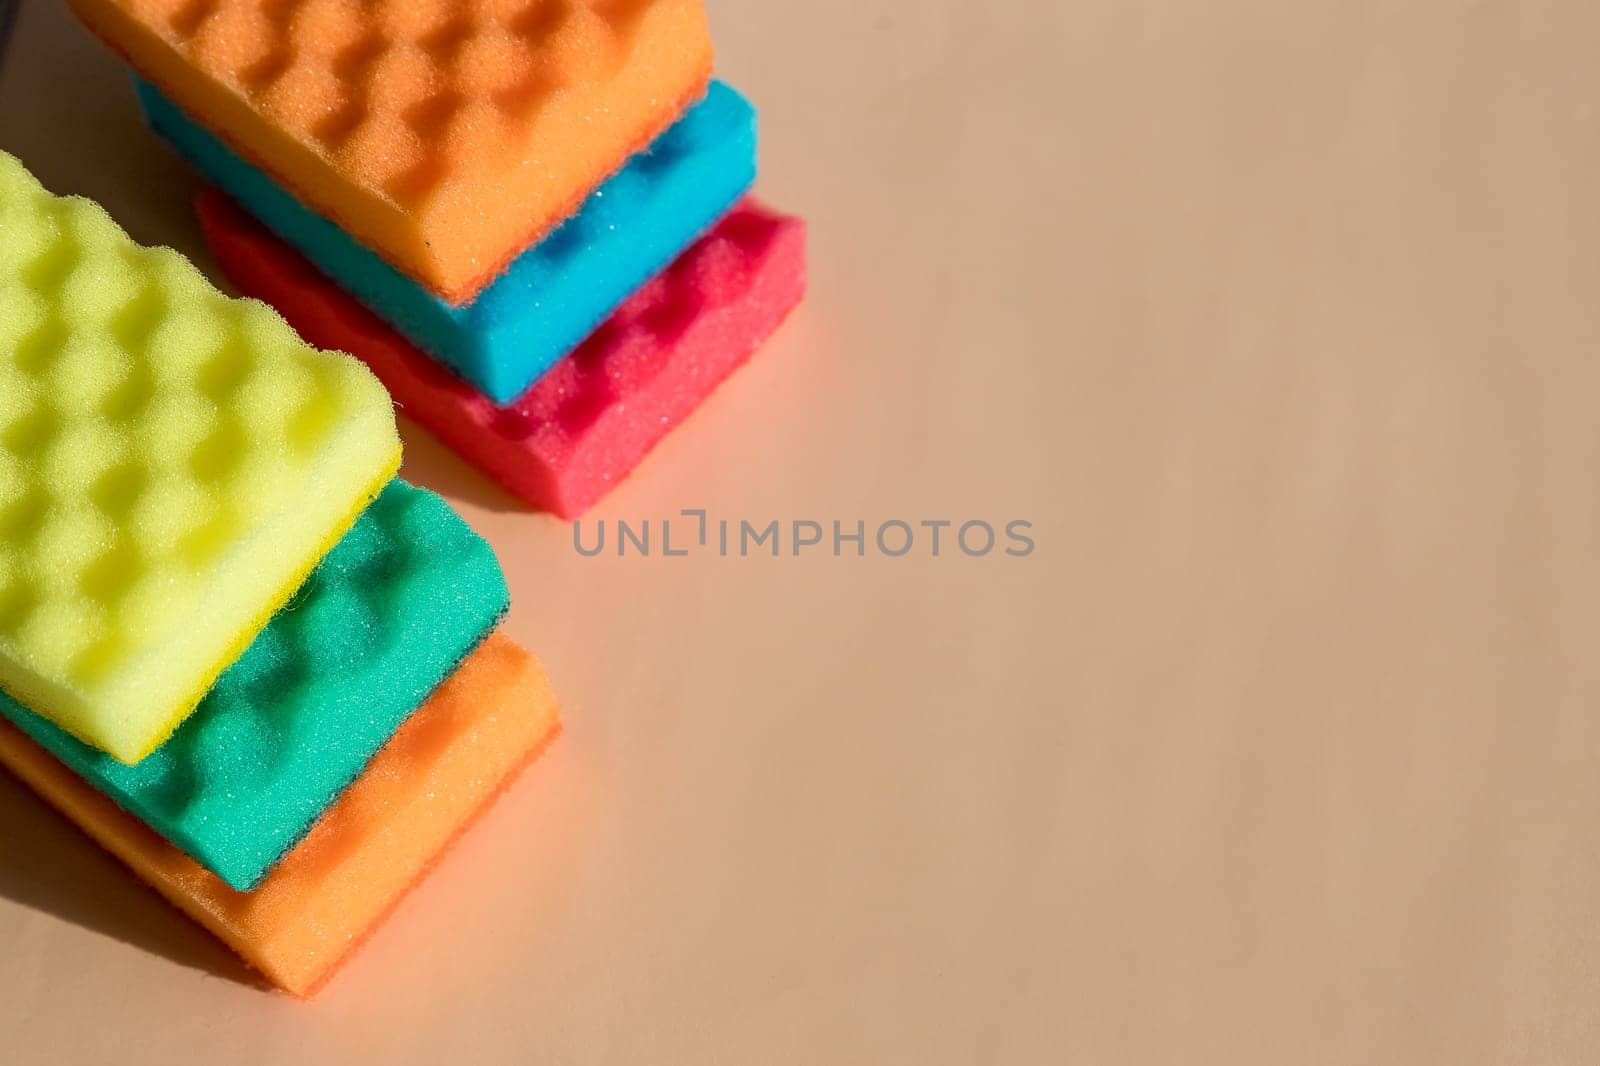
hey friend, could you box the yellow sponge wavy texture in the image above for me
[0,150,400,765]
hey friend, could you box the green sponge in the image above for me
[0,149,401,764]
[0,479,508,891]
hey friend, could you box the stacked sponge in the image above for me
[65,0,807,516]
[0,152,560,996]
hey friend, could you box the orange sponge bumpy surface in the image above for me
[0,631,560,998]
[67,0,714,302]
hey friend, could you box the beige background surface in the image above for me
[3,0,1600,1061]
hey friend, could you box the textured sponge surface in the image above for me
[0,150,400,765]
[0,631,560,998]
[142,78,757,403]
[68,0,715,301]
[200,189,807,517]
[0,479,508,890]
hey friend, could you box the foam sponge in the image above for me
[200,191,807,517]
[0,479,507,890]
[0,150,399,765]
[0,631,559,998]
[140,78,757,403]
[68,0,714,303]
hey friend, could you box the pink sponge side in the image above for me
[197,189,808,517]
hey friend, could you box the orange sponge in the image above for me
[67,0,713,303]
[0,631,559,998]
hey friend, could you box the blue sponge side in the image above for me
[136,78,758,403]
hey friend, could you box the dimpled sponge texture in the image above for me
[0,631,559,997]
[0,151,400,765]
[201,190,807,517]
[140,78,757,403]
[0,479,508,890]
[67,0,714,303]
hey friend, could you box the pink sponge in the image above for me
[198,190,807,517]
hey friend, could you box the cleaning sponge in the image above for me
[0,479,507,890]
[67,0,715,302]
[139,77,758,403]
[200,189,808,516]
[0,631,560,998]
[0,150,400,765]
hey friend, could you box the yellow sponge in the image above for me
[0,150,400,764]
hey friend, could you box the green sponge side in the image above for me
[0,479,508,891]
[0,148,401,763]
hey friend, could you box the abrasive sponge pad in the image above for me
[0,150,400,765]
[0,631,560,998]
[140,77,757,403]
[67,0,714,303]
[0,479,508,890]
[200,190,807,517]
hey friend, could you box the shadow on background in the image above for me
[0,0,207,254]
[0,0,261,993]
[0,768,265,991]
[396,414,527,514]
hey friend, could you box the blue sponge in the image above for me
[0,480,509,891]
[135,78,758,403]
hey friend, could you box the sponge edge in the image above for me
[0,150,402,765]
[138,77,759,403]
[0,631,560,998]
[198,190,808,517]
